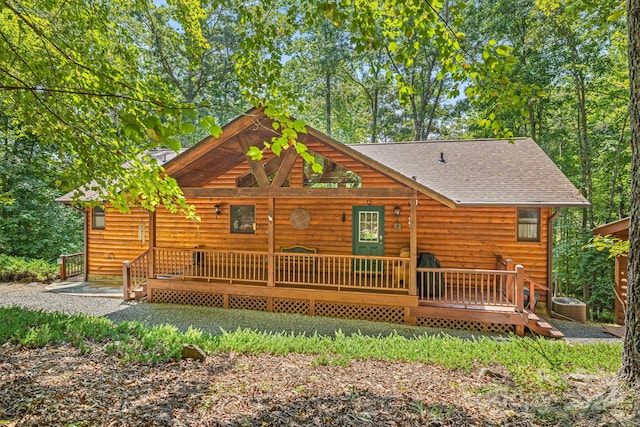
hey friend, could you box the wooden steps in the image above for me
[131,285,147,300]
[526,311,564,338]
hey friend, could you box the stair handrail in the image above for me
[523,274,548,312]
[123,249,150,301]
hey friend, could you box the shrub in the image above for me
[0,253,58,282]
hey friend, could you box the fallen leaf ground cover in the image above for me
[0,305,635,426]
[0,343,632,426]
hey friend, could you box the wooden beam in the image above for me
[410,305,526,325]
[237,134,271,188]
[83,208,89,281]
[270,149,298,188]
[182,187,416,199]
[409,194,418,296]
[267,197,275,287]
[148,210,156,279]
[164,108,268,177]
[236,154,286,187]
[148,278,419,306]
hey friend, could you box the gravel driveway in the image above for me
[0,282,624,343]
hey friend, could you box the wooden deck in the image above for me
[117,247,561,337]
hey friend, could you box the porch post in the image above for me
[148,210,156,279]
[409,195,418,296]
[505,258,514,303]
[83,208,89,281]
[515,264,525,336]
[267,197,275,286]
[122,261,131,301]
[515,264,525,312]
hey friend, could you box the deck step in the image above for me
[132,285,147,300]
[526,311,564,339]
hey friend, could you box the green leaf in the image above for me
[247,146,263,160]
[495,45,512,56]
[292,119,307,133]
[180,122,195,135]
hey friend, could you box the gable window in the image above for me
[230,205,255,234]
[517,208,540,242]
[92,206,105,230]
[304,153,361,188]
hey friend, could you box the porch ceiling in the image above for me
[169,131,271,188]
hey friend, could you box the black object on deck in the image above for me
[417,252,443,298]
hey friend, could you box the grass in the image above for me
[0,305,622,392]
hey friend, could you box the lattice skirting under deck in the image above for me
[415,316,514,334]
[150,288,405,324]
[151,289,224,307]
[315,302,405,324]
[150,288,514,334]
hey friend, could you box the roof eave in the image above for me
[454,201,591,208]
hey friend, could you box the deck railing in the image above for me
[275,252,410,292]
[151,248,409,292]
[417,265,524,308]
[146,248,534,305]
[154,247,269,284]
[59,253,84,280]
[123,250,150,300]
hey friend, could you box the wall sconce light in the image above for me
[341,212,346,222]
[394,206,401,220]
[214,204,221,218]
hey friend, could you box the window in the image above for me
[517,208,540,242]
[303,153,361,188]
[92,206,105,230]
[230,205,255,234]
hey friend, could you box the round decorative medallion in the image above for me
[289,208,311,229]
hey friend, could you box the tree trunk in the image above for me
[371,86,379,144]
[621,0,640,389]
[325,70,332,136]
[608,113,630,222]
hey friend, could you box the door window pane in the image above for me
[359,211,379,242]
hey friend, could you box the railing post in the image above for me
[59,255,67,280]
[529,277,535,312]
[505,258,514,303]
[122,261,131,301]
[515,264,524,311]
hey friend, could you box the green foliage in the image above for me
[0,124,83,258]
[0,254,58,282]
[585,235,629,258]
[0,306,622,394]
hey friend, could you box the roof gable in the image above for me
[59,109,589,208]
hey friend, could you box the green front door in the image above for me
[352,206,385,271]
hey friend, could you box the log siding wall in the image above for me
[86,208,149,278]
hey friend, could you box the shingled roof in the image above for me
[349,138,589,207]
[56,106,588,209]
[55,149,184,203]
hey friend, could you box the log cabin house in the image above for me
[57,108,589,337]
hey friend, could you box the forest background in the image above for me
[0,0,631,322]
